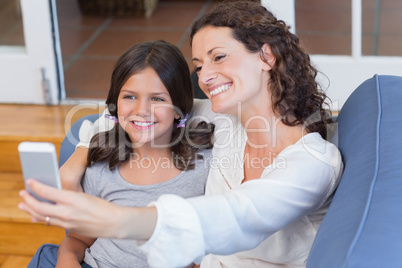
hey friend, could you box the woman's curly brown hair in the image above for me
[190,0,333,139]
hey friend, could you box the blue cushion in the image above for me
[59,114,100,167]
[307,75,402,267]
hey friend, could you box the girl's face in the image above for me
[117,67,177,147]
[192,26,272,115]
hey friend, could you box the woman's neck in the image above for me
[241,115,305,182]
[236,92,305,150]
[243,115,305,151]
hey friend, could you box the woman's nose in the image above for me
[198,64,218,85]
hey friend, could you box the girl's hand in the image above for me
[18,179,156,240]
[55,254,82,268]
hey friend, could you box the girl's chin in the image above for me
[127,135,152,146]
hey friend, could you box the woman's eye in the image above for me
[194,66,202,73]
[124,95,136,100]
[151,97,164,101]
[214,55,226,62]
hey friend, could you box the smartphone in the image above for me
[18,141,62,203]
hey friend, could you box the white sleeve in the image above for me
[76,108,115,148]
[140,195,206,267]
[139,141,342,267]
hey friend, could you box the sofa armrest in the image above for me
[307,75,402,267]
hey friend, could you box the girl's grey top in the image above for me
[82,150,212,268]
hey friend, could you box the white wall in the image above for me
[0,0,61,104]
[261,0,402,110]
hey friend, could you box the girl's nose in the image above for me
[134,99,150,117]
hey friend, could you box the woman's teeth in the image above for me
[210,84,231,96]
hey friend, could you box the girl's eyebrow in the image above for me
[120,89,169,96]
[120,89,136,94]
[151,92,170,97]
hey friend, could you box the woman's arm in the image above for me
[18,179,156,240]
[19,139,342,267]
[59,147,88,192]
[56,233,96,268]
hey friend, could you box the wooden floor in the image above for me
[0,103,104,267]
[0,254,32,268]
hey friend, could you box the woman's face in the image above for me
[192,26,272,115]
[117,67,177,147]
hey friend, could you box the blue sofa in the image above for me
[60,74,402,267]
[307,74,402,267]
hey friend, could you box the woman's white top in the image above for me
[78,99,343,268]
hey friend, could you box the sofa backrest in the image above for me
[307,75,402,267]
[59,114,100,167]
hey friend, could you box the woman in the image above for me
[19,1,343,267]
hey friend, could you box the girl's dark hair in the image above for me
[190,0,333,139]
[87,40,214,170]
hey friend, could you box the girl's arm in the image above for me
[56,232,96,268]
[59,147,88,192]
[60,108,114,192]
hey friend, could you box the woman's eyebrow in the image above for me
[192,47,223,62]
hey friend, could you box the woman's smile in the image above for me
[208,83,232,98]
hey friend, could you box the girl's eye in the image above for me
[151,97,164,102]
[124,95,136,100]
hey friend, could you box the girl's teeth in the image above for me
[133,121,154,126]
[210,84,231,96]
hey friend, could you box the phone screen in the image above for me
[18,142,61,203]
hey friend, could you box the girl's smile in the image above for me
[131,120,156,129]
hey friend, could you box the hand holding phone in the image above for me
[18,141,62,203]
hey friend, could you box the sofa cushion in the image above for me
[307,75,402,267]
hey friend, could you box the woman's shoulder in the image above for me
[294,133,341,166]
[270,132,343,181]
[263,133,340,174]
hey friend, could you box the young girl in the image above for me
[28,40,214,268]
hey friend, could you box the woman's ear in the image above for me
[175,113,180,120]
[260,43,276,71]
